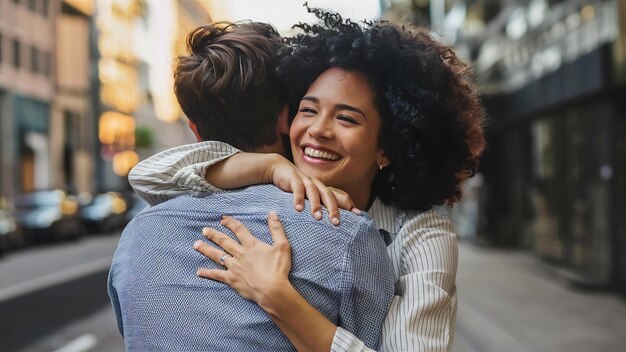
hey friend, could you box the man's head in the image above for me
[174,22,288,152]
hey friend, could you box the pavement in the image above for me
[453,240,626,352]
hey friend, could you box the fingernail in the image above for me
[193,240,202,249]
[196,269,202,276]
[202,228,211,236]
[314,211,322,220]
[295,204,304,211]
[269,210,278,218]
[331,217,340,226]
[352,208,361,215]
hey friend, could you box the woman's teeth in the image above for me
[304,147,340,161]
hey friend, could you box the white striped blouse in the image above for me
[129,141,458,352]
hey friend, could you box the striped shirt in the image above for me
[129,141,458,352]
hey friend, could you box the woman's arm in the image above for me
[205,152,358,222]
[128,141,239,205]
[129,140,357,222]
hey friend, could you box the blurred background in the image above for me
[0,0,625,351]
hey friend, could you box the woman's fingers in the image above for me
[202,227,243,255]
[267,211,290,248]
[220,216,258,245]
[311,178,340,225]
[301,177,322,220]
[290,175,306,212]
[328,187,359,214]
[196,267,229,283]
[193,239,231,266]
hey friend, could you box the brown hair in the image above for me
[174,22,286,151]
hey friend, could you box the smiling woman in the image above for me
[290,68,388,209]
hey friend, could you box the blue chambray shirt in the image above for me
[108,185,394,351]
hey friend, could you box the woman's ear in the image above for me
[377,151,390,170]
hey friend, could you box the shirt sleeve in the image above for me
[128,141,240,205]
[336,218,395,350]
[331,210,458,352]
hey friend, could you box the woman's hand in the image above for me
[267,156,360,225]
[194,212,292,305]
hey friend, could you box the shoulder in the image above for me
[398,208,457,245]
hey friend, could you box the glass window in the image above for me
[12,39,20,69]
[42,0,49,16]
[43,51,51,77]
[31,46,39,73]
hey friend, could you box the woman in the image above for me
[132,11,485,352]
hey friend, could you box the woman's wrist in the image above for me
[254,278,295,316]
[262,153,289,185]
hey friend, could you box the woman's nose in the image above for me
[308,116,334,139]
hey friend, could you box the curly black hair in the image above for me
[277,5,486,211]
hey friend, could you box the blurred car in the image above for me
[81,192,128,233]
[124,193,149,223]
[14,190,83,242]
[0,196,23,255]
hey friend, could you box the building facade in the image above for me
[0,0,56,196]
[381,0,626,295]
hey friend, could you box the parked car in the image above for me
[0,196,22,255]
[14,190,83,242]
[81,192,128,233]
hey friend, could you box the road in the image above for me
[0,234,124,352]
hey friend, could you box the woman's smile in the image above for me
[302,145,341,162]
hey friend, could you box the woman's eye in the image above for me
[298,107,316,114]
[338,115,358,124]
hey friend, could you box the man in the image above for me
[108,22,394,351]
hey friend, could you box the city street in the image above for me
[0,234,124,352]
[2,233,626,351]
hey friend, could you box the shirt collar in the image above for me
[368,197,404,236]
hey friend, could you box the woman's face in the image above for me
[289,67,388,208]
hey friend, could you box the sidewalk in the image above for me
[453,241,626,352]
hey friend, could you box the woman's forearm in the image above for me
[259,282,337,352]
[204,152,282,189]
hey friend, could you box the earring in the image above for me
[379,162,384,170]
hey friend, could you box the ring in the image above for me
[219,253,232,265]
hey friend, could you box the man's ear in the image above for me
[277,105,289,135]
[188,120,202,142]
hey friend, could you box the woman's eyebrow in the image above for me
[336,104,367,120]
[302,96,367,120]
[301,96,319,103]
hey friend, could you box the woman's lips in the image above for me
[303,146,340,161]
[300,146,341,163]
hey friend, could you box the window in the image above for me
[31,46,39,73]
[42,0,49,16]
[43,51,51,77]
[12,39,20,69]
